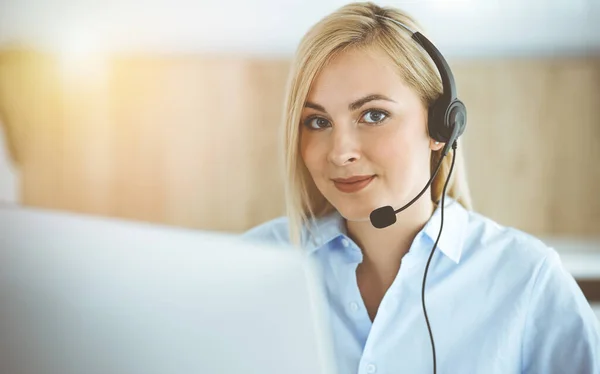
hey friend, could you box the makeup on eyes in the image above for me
[301,108,391,130]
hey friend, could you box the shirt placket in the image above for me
[355,233,426,374]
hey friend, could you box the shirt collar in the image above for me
[302,196,469,264]
[302,209,347,254]
[421,197,469,264]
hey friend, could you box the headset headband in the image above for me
[375,15,457,102]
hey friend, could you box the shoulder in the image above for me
[460,210,594,309]
[241,209,345,252]
[456,209,566,294]
[463,209,555,269]
[456,209,600,371]
[240,216,292,247]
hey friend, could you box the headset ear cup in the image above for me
[446,100,467,139]
[428,101,450,143]
[429,99,467,144]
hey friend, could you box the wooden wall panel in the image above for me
[455,59,600,235]
[0,50,598,235]
[0,51,64,210]
[107,57,290,230]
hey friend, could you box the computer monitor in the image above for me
[0,206,337,374]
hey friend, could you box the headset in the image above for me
[369,15,467,374]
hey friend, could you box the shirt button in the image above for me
[341,238,350,247]
[366,363,377,373]
[349,301,359,312]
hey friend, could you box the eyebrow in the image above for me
[304,94,397,113]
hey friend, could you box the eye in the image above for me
[360,110,388,124]
[304,116,331,130]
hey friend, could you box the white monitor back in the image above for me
[0,206,337,374]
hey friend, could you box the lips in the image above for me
[332,175,375,193]
[332,175,374,183]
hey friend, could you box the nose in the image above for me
[327,126,361,166]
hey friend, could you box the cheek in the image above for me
[369,126,411,161]
[370,127,426,178]
[300,134,322,175]
[373,139,412,174]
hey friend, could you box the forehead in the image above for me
[307,47,409,103]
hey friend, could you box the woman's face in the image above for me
[300,47,442,222]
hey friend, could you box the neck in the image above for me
[345,195,435,273]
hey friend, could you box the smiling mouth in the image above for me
[332,175,375,183]
[332,175,375,193]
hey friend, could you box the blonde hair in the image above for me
[281,2,473,248]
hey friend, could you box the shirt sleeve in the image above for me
[521,250,600,373]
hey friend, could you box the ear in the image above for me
[430,138,445,151]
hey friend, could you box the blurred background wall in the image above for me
[0,0,598,237]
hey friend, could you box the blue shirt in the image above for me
[241,197,600,374]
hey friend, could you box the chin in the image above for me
[330,200,379,223]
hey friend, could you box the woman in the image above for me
[242,2,600,373]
